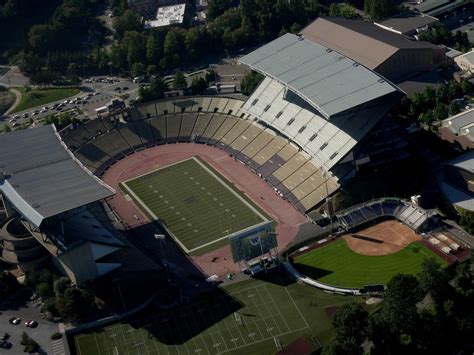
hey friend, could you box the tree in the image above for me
[381,274,423,335]
[241,70,264,95]
[147,64,158,77]
[113,10,141,38]
[418,258,450,307]
[131,62,146,78]
[53,277,70,297]
[208,0,235,20]
[364,0,400,20]
[37,282,53,299]
[0,271,20,298]
[329,3,359,19]
[433,102,448,121]
[461,80,472,95]
[190,76,208,94]
[173,71,187,90]
[329,302,368,354]
[448,100,460,115]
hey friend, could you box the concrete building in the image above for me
[454,49,474,73]
[144,3,186,29]
[0,126,123,285]
[439,108,474,149]
[441,150,474,211]
[301,17,447,83]
[375,11,439,36]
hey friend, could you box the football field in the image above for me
[121,157,269,254]
[74,279,310,355]
[73,273,366,355]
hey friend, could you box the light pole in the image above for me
[154,233,171,283]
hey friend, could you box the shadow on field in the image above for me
[251,266,297,286]
[291,263,333,281]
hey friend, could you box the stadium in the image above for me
[289,197,469,293]
[0,32,418,284]
[1,28,472,355]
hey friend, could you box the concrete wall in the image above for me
[56,242,98,286]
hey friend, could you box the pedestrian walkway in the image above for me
[51,338,66,355]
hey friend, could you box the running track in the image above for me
[101,143,307,277]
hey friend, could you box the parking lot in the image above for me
[0,289,62,354]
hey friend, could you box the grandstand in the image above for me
[336,198,431,232]
[0,126,124,285]
[61,34,403,215]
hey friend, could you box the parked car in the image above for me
[0,341,12,349]
[9,317,21,325]
[24,320,38,328]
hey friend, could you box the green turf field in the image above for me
[121,157,268,254]
[73,274,363,355]
[10,87,80,113]
[294,240,447,289]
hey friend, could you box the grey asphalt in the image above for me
[0,289,62,354]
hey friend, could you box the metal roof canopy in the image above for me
[0,125,115,228]
[239,33,399,118]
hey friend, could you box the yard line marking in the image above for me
[284,286,310,329]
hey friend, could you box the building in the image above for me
[128,0,186,17]
[95,98,127,118]
[375,11,439,37]
[439,108,474,149]
[454,49,474,73]
[144,3,186,28]
[441,150,474,212]
[301,17,447,83]
[0,126,123,285]
[414,0,469,17]
[239,33,403,209]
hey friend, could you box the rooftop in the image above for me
[376,11,439,35]
[144,3,186,29]
[414,0,451,13]
[456,49,474,65]
[301,17,442,70]
[443,108,474,139]
[239,33,399,118]
[0,125,115,228]
[446,149,474,173]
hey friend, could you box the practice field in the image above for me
[294,239,447,289]
[73,274,362,355]
[121,157,268,254]
[10,87,80,113]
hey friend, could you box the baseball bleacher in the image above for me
[61,96,341,213]
[336,198,430,231]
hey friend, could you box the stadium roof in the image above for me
[0,125,115,228]
[239,33,399,118]
[446,149,474,174]
[301,17,442,71]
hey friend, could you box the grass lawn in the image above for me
[121,157,268,255]
[72,273,363,355]
[293,239,447,289]
[10,87,80,113]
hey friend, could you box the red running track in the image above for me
[101,143,307,277]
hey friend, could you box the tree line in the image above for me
[323,257,474,354]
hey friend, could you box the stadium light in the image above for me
[154,234,171,283]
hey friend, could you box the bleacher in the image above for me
[336,198,430,231]
[63,96,343,212]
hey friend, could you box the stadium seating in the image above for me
[132,119,156,147]
[166,115,182,142]
[179,113,198,141]
[65,96,347,212]
[148,117,167,144]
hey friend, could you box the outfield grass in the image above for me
[121,157,268,254]
[10,87,80,113]
[294,239,447,289]
[73,273,363,355]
